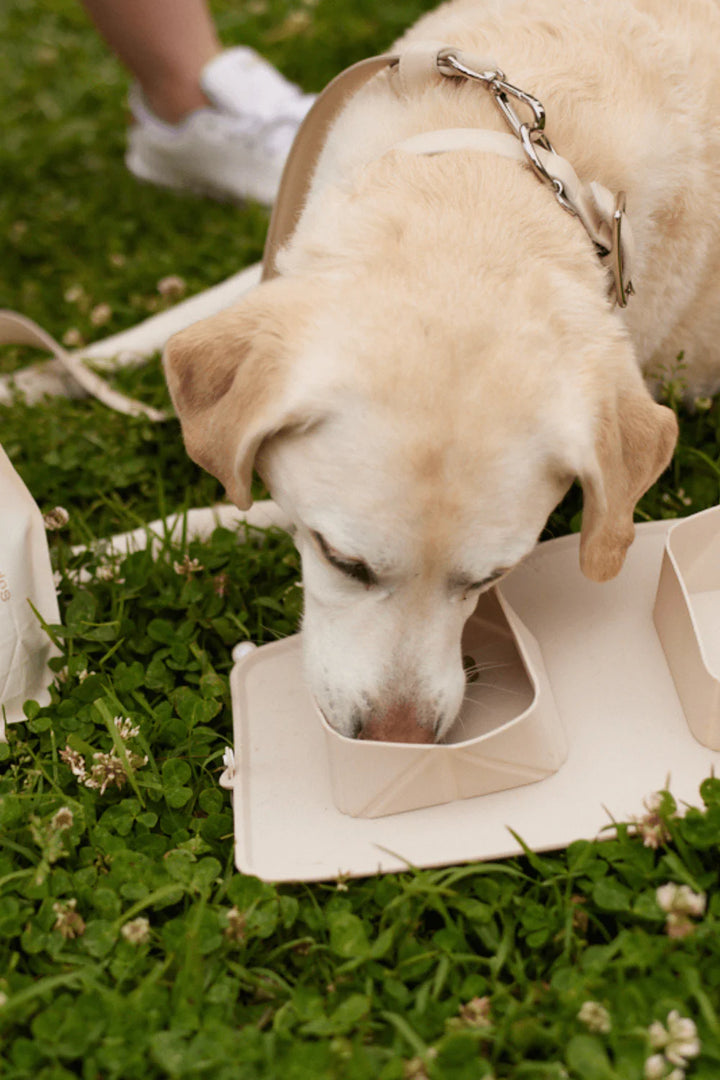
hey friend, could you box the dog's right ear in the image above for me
[577,359,677,582]
[163,277,316,509]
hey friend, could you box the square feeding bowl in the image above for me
[230,587,567,819]
[654,505,720,750]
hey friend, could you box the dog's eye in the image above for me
[312,531,377,587]
[467,568,509,592]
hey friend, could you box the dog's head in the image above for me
[164,262,676,743]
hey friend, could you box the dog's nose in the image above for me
[360,702,435,744]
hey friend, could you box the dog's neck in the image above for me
[263,44,633,306]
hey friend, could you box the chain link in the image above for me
[436,49,577,216]
[435,48,633,305]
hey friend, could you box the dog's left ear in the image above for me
[578,362,678,582]
[163,276,318,509]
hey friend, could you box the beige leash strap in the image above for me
[0,310,169,422]
[262,43,470,280]
[262,54,398,280]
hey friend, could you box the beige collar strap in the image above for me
[394,127,635,301]
[262,44,634,307]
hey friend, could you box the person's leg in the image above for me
[80,0,221,123]
[80,0,314,204]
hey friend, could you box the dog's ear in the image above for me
[163,277,316,509]
[578,363,677,582]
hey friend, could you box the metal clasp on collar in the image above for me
[612,192,634,308]
[436,48,634,306]
[594,193,634,308]
[437,49,576,215]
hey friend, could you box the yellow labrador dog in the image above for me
[164,0,720,744]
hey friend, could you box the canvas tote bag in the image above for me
[0,310,168,739]
[0,443,61,738]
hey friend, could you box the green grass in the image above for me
[2,2,720,1078]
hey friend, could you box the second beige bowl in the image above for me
[654,505,720,750]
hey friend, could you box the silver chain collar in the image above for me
[436,49,634,306]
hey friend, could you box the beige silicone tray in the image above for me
[225,517,720,882]
[654,506,720,750]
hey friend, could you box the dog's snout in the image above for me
[360,701,435,744]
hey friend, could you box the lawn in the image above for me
[1,1,720,1078]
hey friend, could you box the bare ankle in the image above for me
[141,76,212,124]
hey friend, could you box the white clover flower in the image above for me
[403,1058,430,1080]
[655,883,706,937]
[644,1055,668,1080]
[62,744,146,796]
[0,991,7,1008]
[402,1052,438,1080]
[225,906,246,942]
[96,563,120,582]
[457,996,491,1028]
[656,884,706,918]
[641,823,669,849]
[114,716,141,741]
[173,555,204,579]
[62,328,83,347]
[665,1012,701,1066]
[648,1011,701,1070]
[650,1020,670,1049]
[681,890,706,918]
[157,275,186,300]
[90,302,112,326]
[644,792,664,814]
[578,1001,612,1034]
[59,745,87,781]
[634,792,672,849]
[64,284,86,304]
[115,349,142,366]
[656,884,678,914]
[86,750,147,796]
[121,917,150,945]
[109,253,126,268]
[43,506,70,530]
[51,807,74,831]
[52,899,85,939]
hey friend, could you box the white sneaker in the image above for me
[126,47,314,205]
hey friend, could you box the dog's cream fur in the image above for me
[165,0,720,742]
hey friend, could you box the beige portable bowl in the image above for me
[229,587,567,819]
[654,505,720,750]
[319,588,567,817]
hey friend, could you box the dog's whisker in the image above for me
[462,680,524,701]
[463,660,514,680]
